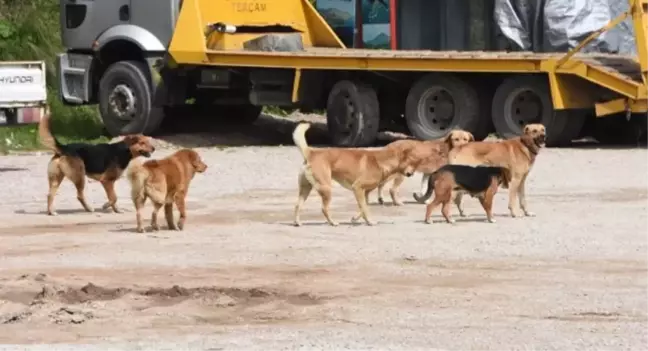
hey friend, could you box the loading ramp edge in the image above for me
[555,61,644,100]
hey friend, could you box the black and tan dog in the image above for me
[38,114,156,215]
[423,164,509,224]
[416,124,546,218]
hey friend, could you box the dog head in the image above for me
[398,148,423,177]
[444,129,474,149]
[186,149,208,173]
[523,123,546,148]
[122,134,156,158]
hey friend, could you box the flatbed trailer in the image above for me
[57,0,647,146]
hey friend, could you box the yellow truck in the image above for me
[58,0,647,146]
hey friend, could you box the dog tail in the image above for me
[292,123,311,161]
[126,156,151,203]
[413,171,438,204]
[499,167,511,189]
[38,113,63,155]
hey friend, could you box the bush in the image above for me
[0,0,103,151]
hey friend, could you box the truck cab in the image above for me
[58,0,181,135]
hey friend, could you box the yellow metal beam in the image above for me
[201,50,542,72]
[547,60,644,99]
[595,98,648,117]
[630,0,648,86]
[292,68,302,103]
[546,72,598,110]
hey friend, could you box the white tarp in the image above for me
[494,0,636,55]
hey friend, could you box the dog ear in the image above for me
[523,125,531,135]
[121,135,140,146]
[467,132,475,142]
[443,132,454,146]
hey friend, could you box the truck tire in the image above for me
[98,60,164,136]
[326,80,380,147]
[491,75,583,146]
[405,74,484,141]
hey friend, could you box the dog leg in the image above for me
[71,176,94,213]
[424,197,443,224]
[377,181,385,205]
[165,203,177,230]
[507,177,522,218]
[453,192,466,217]
[441,201,455,224]
[100,180,121,213]
[478,193,496,223]
[518,174,535,217]
[351,187,375,226]
[150,202,163,231]
[134,195,147,233]
[172,191,187,230]
[318,186,338,226]
[293,173,313,227]
[46,166,64,216]
[389,174,405,206]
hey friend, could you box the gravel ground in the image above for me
[0,115,646,350]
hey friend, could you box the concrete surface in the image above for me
[0,116,646,350]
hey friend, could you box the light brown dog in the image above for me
[423,164,509,224]
[369,129,474,206]
[127,149,208,233]
[38,114,155,215]
[443,123,547,218]
[292,123,422,227]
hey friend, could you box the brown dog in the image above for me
[127,149,208,233]
[38,114,155,215]
[423,164,509,224]
[369,129,474,206]
[444,123,547,218]
[292,123,421,226]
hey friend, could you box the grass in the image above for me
[0,0,106,152]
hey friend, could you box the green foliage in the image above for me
[0,0,103,151]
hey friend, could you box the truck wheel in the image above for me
[326,80,380,147]
[98,60,164,136]
[405,74,483,141]
[491,75,583,146]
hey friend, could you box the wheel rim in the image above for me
[108,84,138,121]
[504,88,543,132]
[330,91,358,138]
[417,87,456,132]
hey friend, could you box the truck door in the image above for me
[60,0,131,50]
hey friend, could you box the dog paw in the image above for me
[393,201,404,207]
[177,223,184,231]
[151,225,160,231]
[101,202,111,210]
[424,219,432,224]
[113,208,122,214]
[378,198,385,205]
[488,218,497,223]
[447,219,456,224]
[329,221,339,227]
[293,221,302,227]
[136,227,145,233]
[366,221,377,226]
[458,212,466,217]
[48,211,58,216]
[524,211,536,217]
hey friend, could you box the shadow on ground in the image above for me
[155,113,408,149]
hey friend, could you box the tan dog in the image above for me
[444,123,546,218]
[38,114,155,215]
[127,149,208,233]
[369,129,474,206]
[423,164,509,224]
[292,123,421,226]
